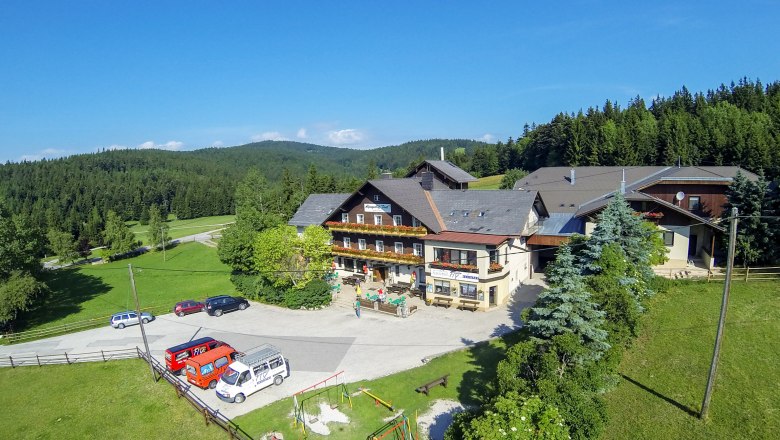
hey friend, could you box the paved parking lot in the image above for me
[0,280,543,419]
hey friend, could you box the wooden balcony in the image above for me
[331,246,424,265]
[325,221,428,237]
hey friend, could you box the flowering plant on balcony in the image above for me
[634,211,664,219]
[430,260,478,273]
[325,221,427,236]
[331,246,423,264]
[488,262,504,273]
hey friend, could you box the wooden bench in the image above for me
[416,374,450,396]
[458,299,480,312]
[432,296,453,308]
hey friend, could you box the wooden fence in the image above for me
[0,347,256,440]
[707,266,780,282]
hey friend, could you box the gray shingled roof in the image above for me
[429,190,542,235]
[289,193,351,227]
[515,166,758,214]
[367,179,443,233]
[411,160,478,183]
[537,212,584,236]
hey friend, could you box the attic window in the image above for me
[450,211,455,216]
[569,204,575,207]
[478,211,485,217]
[559,203,565,207]
[463,211,469,217]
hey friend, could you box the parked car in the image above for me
[110,311,154,329]
[205,296,249,317]
[185,345,239,389]
[215,345,289,403]
[173,300,205,317]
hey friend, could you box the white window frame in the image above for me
[393,215,402,226]
[341,213,349,223]
[688,196,701,211]
[376,240,384,252]
[373,195,380,202]
[413,243,423,256]
[358,239,367,250]
[411,217,421,227]
[356,214,364,224]
[343,237,351,248]
[374,214,382,225]
[394,242,403,254]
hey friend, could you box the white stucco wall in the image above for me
[661,225,690,262]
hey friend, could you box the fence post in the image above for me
[9,356,14,368]
[64,352,70,364]
[202,408,210,426]
[101,350,106,362]
[745,267,749,282]
[36,354,41,367]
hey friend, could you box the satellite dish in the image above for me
[675,191,686,201]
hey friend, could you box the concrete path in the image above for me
[0,279,545,419]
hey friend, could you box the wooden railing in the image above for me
[0,348,140,367]
[707,266,780,282]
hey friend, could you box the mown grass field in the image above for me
[0,359,225,440]
[128,214,235,245]
[232,333,521,439]
[15,242,234,332]
[603,280,780,439]
[469,174,503,190]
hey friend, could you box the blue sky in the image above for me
[1,1,778,162]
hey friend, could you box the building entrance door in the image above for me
[688,234,698,257]
[489,286,497,306]
[373,267,386,282]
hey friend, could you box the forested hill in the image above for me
[0,139,488,238]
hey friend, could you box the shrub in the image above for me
[283,279,332,309]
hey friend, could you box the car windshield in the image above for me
[221,366,240,385]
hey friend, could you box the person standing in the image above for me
[354,296,361,318]
[356,284,362,298]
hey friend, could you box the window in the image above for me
[489,250,499,264]
[394,242,403,253]
[433,247,476,266]
[413,243,423,256]
[393,215,402,226]
[460,283,478,300]
[412,217,421,227]
[376,240,384,252]
[341,213,349,223]
[374,214,382,225]
[434,280,451,295]
[356,214,364,224]
[200,363,215,375]
[688,196,701,211]
[269,357,284,369]
[343,237,351,248]
[394,265,400,276]
[663,231,675,246]
[214,356,229,368]
[373,195,381,202]
[358,239,366,250]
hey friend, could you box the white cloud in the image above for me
[137,140,184,151]
[211,140,224,148]
[252,131,288,142]
[296,128,307,139]
[328,128,365,145]
[477,133,496,143]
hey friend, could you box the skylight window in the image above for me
[478,211,485,217]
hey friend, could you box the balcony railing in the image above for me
[332,246,424,265]
[325,221,428,237]
[429,261,478,273]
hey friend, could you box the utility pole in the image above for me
[700,207,738,419]
[129,264,156,381]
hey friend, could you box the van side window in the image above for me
[214,356,229,368]
[269,357,283,369]
[209,342,218,349]
[237,371,249,385]
[200,363,214,376]
[175,351,189,362]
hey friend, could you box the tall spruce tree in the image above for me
[722,171,776,265]
[527,245,609,362]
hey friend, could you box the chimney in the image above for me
[440,147,445,161]
[420,171,434,190]
[570,168,575,185]
[620,169,626,194]
[381,172,393,179]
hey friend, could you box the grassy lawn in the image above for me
[128,214,235,245]
[603,280,780,439]
[232,332,522,439]
[469,174,503,190]
[0,359,225,440]
[15,242,234,332]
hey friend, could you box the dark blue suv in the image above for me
[205,296,249,317]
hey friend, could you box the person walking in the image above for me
[354,296,361,318]
[356,284,362,298]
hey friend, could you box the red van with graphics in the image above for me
[185,345,238,389]
[164,337,227,375]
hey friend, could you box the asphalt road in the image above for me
[0,279,544,419]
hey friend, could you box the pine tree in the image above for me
[526,245,610,362]
[147,204,169,251]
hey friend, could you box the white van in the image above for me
[215,344,290,403]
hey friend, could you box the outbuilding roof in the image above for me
[428,190,546,236]
[407,160,478,183]
[288,193,351,227]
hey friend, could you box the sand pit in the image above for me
[416,399,467,440]
[301,402,350,436]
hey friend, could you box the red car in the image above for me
[173,300,206,317]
